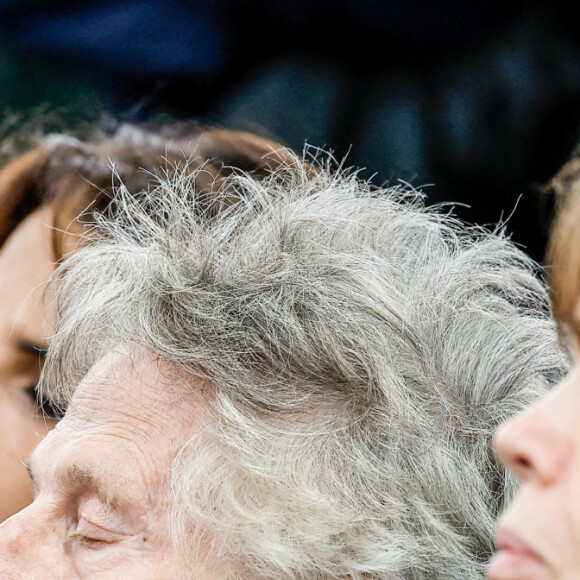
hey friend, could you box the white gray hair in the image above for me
[42,150,567,579]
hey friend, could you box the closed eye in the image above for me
[72,518,121,549]
[71,533,114,549]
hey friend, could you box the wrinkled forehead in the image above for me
[26,345,215,523]
[67,343,213,430]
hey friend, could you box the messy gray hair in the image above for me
[42,150,567,579]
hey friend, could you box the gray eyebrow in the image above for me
[23,458,39,497]
[58,464,126,508]
[24,458,127,508]
[63,464,94,486]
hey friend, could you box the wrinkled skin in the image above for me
[0,206,57,522]
[0,346,212,579]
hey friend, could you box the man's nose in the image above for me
[0,510,30,577]
[0,508,29,549]
[0,503,53,577]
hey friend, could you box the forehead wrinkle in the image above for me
[60,411,175,502]
[74,376,201,437]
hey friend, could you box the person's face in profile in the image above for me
[0,206,58,523]
[488,330,580,579]
[0,345,211,579]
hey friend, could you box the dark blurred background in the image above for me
[0,0,579,263]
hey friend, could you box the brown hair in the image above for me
[544,155,580,336]
[0,120,293,261]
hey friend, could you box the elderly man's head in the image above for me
[0,154,567,578]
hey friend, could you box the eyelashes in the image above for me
[70,532,110,549]
[25,385,64,420]
[72,533,116,550]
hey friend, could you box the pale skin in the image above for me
[488,337,580,580]
[0,206,58,522]
[0,345,213,578]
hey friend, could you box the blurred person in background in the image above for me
[0,117,288,523]
[1,0,579,263]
